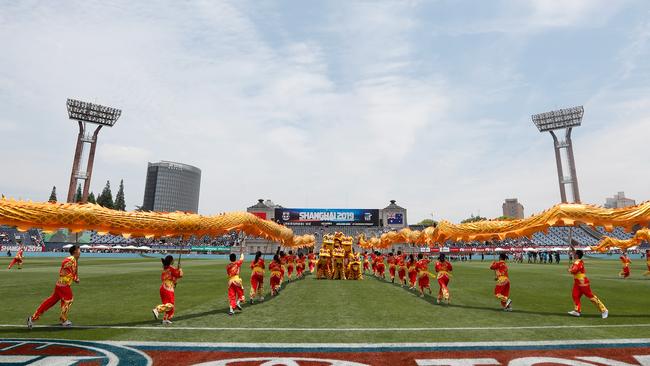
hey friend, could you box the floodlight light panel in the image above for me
[531,106,583,132]
[66,98,122,126]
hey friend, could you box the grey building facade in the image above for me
[142,161,201,213]
[502,198,524,219]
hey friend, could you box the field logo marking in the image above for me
[0,339,151,366]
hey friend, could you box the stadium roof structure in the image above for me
[66,98,122,127]
[384,200,405,210]
[531,106,583,132]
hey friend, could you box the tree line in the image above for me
[48,179,127,211]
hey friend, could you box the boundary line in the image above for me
[2,323,650,332]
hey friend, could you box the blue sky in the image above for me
[1,0,649,223]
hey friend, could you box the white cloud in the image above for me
[99,144,152,166]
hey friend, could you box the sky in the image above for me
[1,0,649,224]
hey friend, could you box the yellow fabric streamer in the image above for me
[591,228,650,253]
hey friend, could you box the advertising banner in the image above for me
[274,208,379,226]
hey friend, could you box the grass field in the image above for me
[1,255,649,343]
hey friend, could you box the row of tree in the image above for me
[48,180,127,211]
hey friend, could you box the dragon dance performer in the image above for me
[407,254,417,289]
[269,254,283,295]
[416,253,432,297]
[388,252,396,283]
[375,251,386,279]
[152,255,184,324]
[226,253,245,315]
[435,253,453,304]
[308,249,317,273]
[619,252,631,279]
[397,251,407,286]
[331,242,346,280]
[286,250,295,281]
[316,246,331,279]
[7,245,24,270]
[371,251,378,276]
[363,251,370,273]
[568,250,608,318]
[296,253,306,278]
[645,250,650,276]
[279,251,287,284]
[250,251,265,303]
[347,250,363,280]
[28,245,80,328]
[490,253,512,311]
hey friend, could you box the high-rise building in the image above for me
[502,198,524,219]
[604,192,636,209]
[142,161,201,213]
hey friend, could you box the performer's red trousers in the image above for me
[250,273,264,296]
[398,268,406,283]
[389,266,396,279]
[228,283,244,309]
[7,258,22,269]
[622,267,630,278]
[418,273,430,291]
[363,262,369,272]
[408,271,417,287]
[287,265,294,278]
[437,276,450,299]
[32,285,73,322]
[494,282,510,307]
[270,274,281,294]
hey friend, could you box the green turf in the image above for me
[1,255,649,343]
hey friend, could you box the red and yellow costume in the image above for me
[296,256,306,278]
[31,255,78,323]
[7,248,24,269]
[155,265,183,320]
[416,258,431,294]
[363,253,370,273]
[316,247,331,279]
[226,259,244,309]
[407,259,417,288]
[490,260,510,308]
[569,259,607,314]
[620,255,631,278]
[286,254,295,280]
[280,256,287,284]
[347,252,363,280]
[375,254,386,278]
[331,246,346,280]
[397,254,407,285]
[371,253,377,275]
[308,252,317,273]
[435,260,453,302]
[269,261,283,295]
[388,255,397,281]
[250,258,265,299]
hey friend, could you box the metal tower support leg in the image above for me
[81,125,103,203]
[550,131,568,203]
[565,128,581,203]
[67,121,85,203]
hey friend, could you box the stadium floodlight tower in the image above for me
[65,98,122,203]
[531,106,584,204]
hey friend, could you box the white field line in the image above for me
[2,323,650,332]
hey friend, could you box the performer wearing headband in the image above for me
[152,255,183,324]
[619,252,631,279]
[250,251,265,303]
[28,245,80,328]
[269,254,283,295]
[296,252,306,278]
[363,251,370,274]
[397,250,407,287]
[375,251,386,280]
[416,253,432,297]
[568,250,608,318]
[435,253,453,304]
[7,245,24,270]
[387,252,396,283]
[407,254,418,289]
[226,253,245,315]
[308,249,317,273]
[490,253,512,311]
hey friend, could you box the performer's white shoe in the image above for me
[505,299,512,309]
[568,310,581,317]
[61,320,72,327]
[162,319,172,325]
[26,316,33,329]
[152,308,159,320]
[602,310,609,319]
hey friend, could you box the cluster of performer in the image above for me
[315,232,363,280]
[27,239,647,328]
